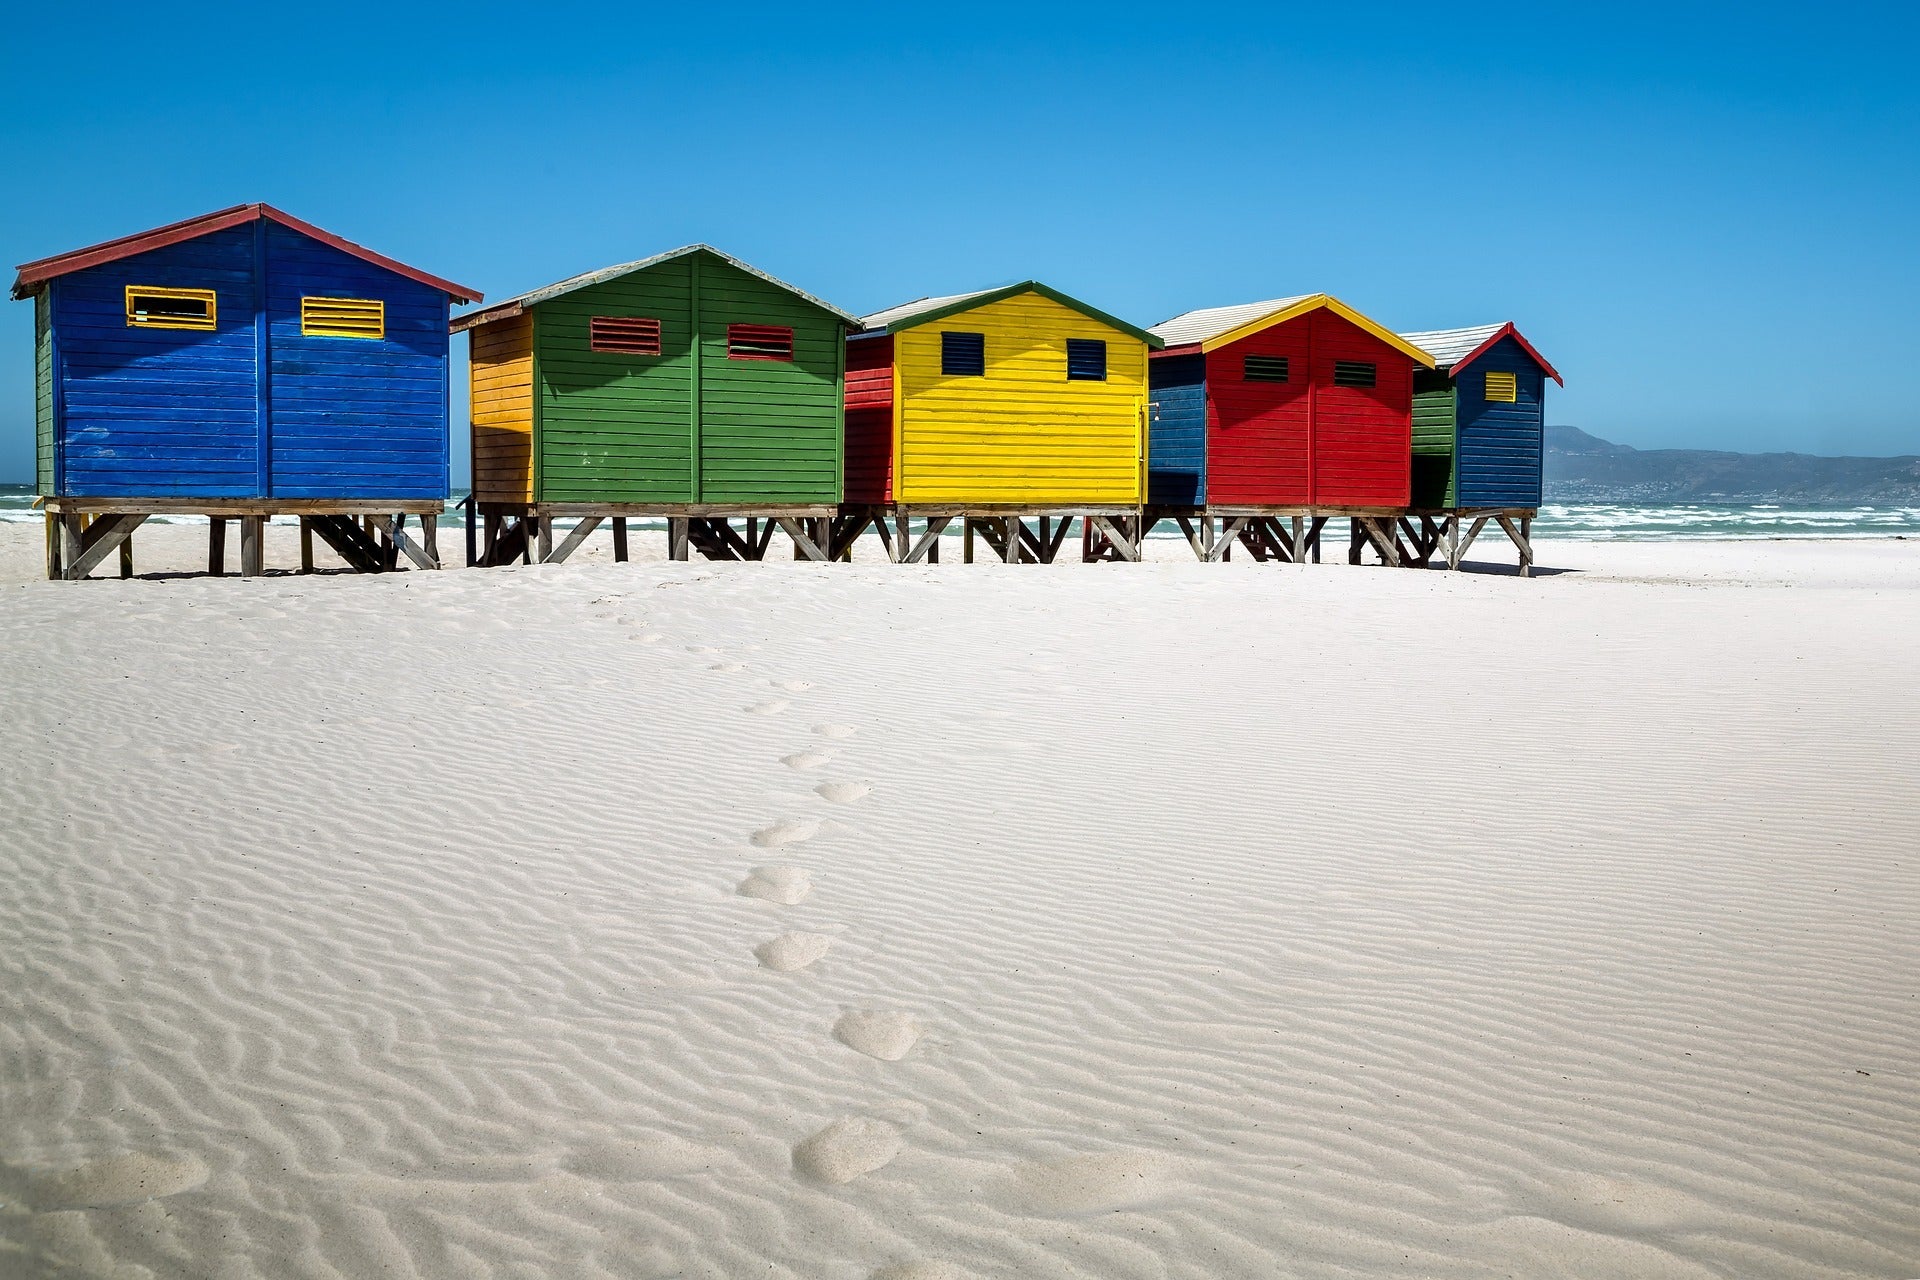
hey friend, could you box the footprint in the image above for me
[755,932,833,972]
[834,1011,922,1061]
[630,633,663,643]
[792,1118,902,1184]
[814,723,859,740]
[710,662,748,673]
[746,699,791,716]
[26,1152,210,1209]
[770,679,815,692]
[687,646,721,654]
[1002,1151,1188,1217]
[737,866,813,905]
[751,818,820,848]
[781,750,832,771]
[815,781,871,804]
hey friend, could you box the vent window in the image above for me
[126,286,215,331]
[301,296,385,339]
[727,324,794,361]
[941,331,985,376]
[590,316,662,355]
[1333,360,1377,388]
[1484,371,1518,402]
[1244,354,1290,383]
[1066,338,1107,381]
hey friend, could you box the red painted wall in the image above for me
[843,334,894,503]
[1202,309,1412,507]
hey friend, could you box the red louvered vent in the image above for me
[727,323,794,361]
[590,316,662,355]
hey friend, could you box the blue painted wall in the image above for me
[53,225,262,497]
[48,219,452,499]
[1147,352,1206,505]
[265,222,448,499]
[1454,335,1545,508]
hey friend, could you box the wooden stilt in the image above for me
[1002,517,1020,564]
[1520,515,1533,578]
[119,532,134,578]
[668,518,690,561]
[465,500,478,568]
[421,515,439,569]
[543,514,602,564]
[209,517,227,575]
[963,519,975,564]
[612,517,629,562]
[300,518,315,573]
[240,515,265,578]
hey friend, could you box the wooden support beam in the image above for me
[1207,516,1249,562]
[775,516,831,562]
[1496,513,1534,578]
[60,513,148,581]
[240,515,265,578]
[669,518,690,562]
[300,518,315,573]
[1291,516,1305,566]
[902,516,951,564]
[534,516,553,564]
[465,502,478,568]
[1174,515,1206,560]
[612,516,629,562]
[1044,515,1077,562]
[1458,515,1489,561]
[422,516,439,571]
[1306,516,1326,563]
[209,517,227,576]
[1088,515,1140,562]
[542,514,603,564]
[366,514,440,571]
[119,532,134,579]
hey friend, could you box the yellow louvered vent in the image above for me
[1485,371,1518,403]
[302,296,385,339]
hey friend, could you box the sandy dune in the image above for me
[2,535,1917,1278]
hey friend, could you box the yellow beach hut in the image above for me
[840,282,1162,562]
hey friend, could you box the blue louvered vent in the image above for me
[1333,360,1377,388]
[1066,338,1107,381]
[942,331,985,376]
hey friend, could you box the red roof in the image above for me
[1454,322,1563,386]
[11,203,482,304]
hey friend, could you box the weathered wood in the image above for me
[466,502,479,569]
[422,515,440,569]
[1044,515,1077,562]
[43,497,445,516]
[612,517,629,562]
[1458,516,1490,561]
[669,518,690,562]
[60,512,147,581]
[57,513,84,581]
[1173,515,1206,560]
[535,516,553,564]
[1088,515,1140,562]
[1291,515,1305,567]
[902,517,952,564]
[45,514,61,581]
[240,515,265,578]
[963,519,976,564]
[1495,513,1534,578]
[119,532,134,579]
[300,518,315,573]
[208,517,227,576]
[542,515,604,565]
[776,516,830,562]
[1207,516,1250,562]
[306,514,390,573]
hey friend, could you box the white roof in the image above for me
[859,287,1003,330]
[1397,323,1506,369]
[1149,295,1315,347]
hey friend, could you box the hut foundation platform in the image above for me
[471,503,841,566]
[41,498,443,581]
[1400,508,1537,576]
[1142,506,1415,566]
[839,505,1146,565]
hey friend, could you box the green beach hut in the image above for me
[454,245,858,563]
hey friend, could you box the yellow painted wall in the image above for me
[470,315,534,505]
[895,292,1148,504]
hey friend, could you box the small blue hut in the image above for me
[14,204,481,577]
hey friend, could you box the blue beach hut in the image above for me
[13,204,482,578]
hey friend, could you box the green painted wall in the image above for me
[35,291,54,493]
[532,249,844,504]
[1410,375,1456,508]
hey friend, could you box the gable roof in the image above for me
[858,281,1163,348]
[450,244,856,333]
[1398,322,1563,385]
[1151,294,1435,365]
[11,203,481,303]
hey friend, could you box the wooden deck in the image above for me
[40,498,444,581]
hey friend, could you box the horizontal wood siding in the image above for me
[895,292,1147,504]
[469,315,534,504]
[1410,376,1456,508]
[1454,335,1545,507]
[265,222,449,499]
[1146,352,1206,505]
[1205,321,1312,506]
[53,224,262,497]
[697,254,842,504]
[844,333,894,503]
[35,291,54,492]
[1308,309,1410,507]
[536,255,696,503]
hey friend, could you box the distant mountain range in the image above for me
[1546,426,1920,503]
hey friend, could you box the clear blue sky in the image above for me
[5,1,1916,484]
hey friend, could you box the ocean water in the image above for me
[3,485,1915,542]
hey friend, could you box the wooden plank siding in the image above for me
[35,290,54,492]
[1308,309,1411,508]
[1146,352,1206,505]
[843,333,895,502]
[1453,335,1545,508]
[264,222,449,499]
[1410,369,1457,508]
[52,224,263,497]
[894,292,1148,505]
[469,314,535,504]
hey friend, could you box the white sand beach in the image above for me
[2,527,1917,1278]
